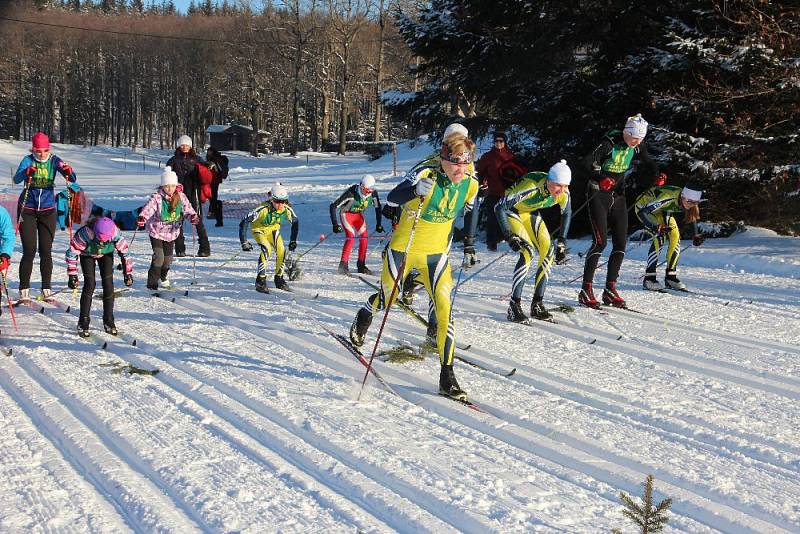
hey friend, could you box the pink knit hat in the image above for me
[32,132,50,150]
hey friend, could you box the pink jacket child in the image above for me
[136,167,199,291]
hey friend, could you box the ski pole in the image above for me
[565,230,648,285]
[358,201,424,401]
[191,222,197,285]
[296,232,334,261]
[194,249,243,285]
[0,270,17,330]
[637,242,698,279]
[14,177,33,237]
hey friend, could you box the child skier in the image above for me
[495,160,572,322]
[635,184,704,291]
[136,166,199,290]
[329,174,384,275]
[0,205,14,333]
[13,131,78,302]
[239,185,299,293]
[66,217,133,337]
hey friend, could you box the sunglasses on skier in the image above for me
[441,145,474,165]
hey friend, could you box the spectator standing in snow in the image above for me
[13,132,77,302]
[166,135,210,257]
[206,146,229,227]
[475,131,526,251]
[136,167,199,291]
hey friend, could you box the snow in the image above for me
[0,138,798,533]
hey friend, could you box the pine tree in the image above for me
[613,474,672,534]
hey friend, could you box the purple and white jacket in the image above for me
[66,225,132,276]
[139,185,197,242]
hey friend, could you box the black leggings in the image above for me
[175,198,209,254]
[148,237,175,288]
[79,254,115,324]
[18,209,56,290]
[582,189,628,286]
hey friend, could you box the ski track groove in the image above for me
[36,297,476,533]
[0,329,200,533]
[157,288,796,534]
[293,287,800,473]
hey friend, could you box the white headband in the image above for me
[681,186,702,202]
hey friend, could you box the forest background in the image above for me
[0,0,797,234]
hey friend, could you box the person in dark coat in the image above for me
[206,146,229,227]
[475,131,526,250]
[165,134,210,256]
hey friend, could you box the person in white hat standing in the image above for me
[635,183,705,291]
[135,166,199,291]
[495,160,572,322]
[166,134,210,257]
[329,174,385,275]
[578,114,661,309]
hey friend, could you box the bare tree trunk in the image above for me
[373,0,385,142]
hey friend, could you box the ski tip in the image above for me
[132,339,137,347]
[170,297,176,303]
[616,334,622,340]
[101,341,108,349]
[183,291,189,297]
[65,306,71,313]
[507,368,516,376]
[313,293,320,299]
[39,307,45,314]
[589,339,597,345]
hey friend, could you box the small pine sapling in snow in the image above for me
[612,474,672,534]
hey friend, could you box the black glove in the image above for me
[332,223,342,234]
[68,274,79,289]
[288,241,297,251]
[693,234,705,247]
[241,241,253,252]
[375,224,385,234]
[124,273,133,287]
[507,235,523,252]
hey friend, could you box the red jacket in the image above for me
[476,147,526,196]
[196,164,214,203]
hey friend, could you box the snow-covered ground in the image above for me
[0,138,798,533]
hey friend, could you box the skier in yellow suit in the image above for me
[349,124,480,401]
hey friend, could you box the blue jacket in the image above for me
[0,206,14,258]
[13,154,77,211]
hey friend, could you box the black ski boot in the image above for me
[274,275,291,292]
[255,276,270,294]
[439,364,467,401]
[507,298,528,323]
[555,238,568,265]
[356,260,373,275]
[530,299,553,321]
[338,261,350,275]
[103,318,118,336]
[349,309,372,347]
[78,316,90,338]
[425,321,437,345]
[400,273,416,305]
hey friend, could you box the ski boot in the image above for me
[507,298,529,323]
[18,288,30,303]
[400,273,416,305]
[255,276,270,294]
[338,261,350,275]
[642,274,663,291]
[41,288,53,301]
[77,316,90,338]
[159,276,171,289]
[356,260,372,275]
[665,272,687,291]
[349,309,372,347]
[578,282,600,309]
[439,364,468,401]
[425,321,438,345]
[602,281,627,308]
[274,275,291,292]
[103,319,118,336]
[175,250,186,258]
[555,238,568,265]
[197,249,211,258]
[530,299,553,321]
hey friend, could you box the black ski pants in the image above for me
[18,208,56,290]
[175,195,209,255]
[210,181,223,226]
[148,237,174,288]
[582,188,628,286]
[79,253,115,325]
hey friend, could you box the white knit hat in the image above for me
[161,166,178,186]
[360,174,376,190]
[623,114,648,139]
[271,184,289,201]
[442,123,468,140]
[547,159,572,185]
[176,134,192,148]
